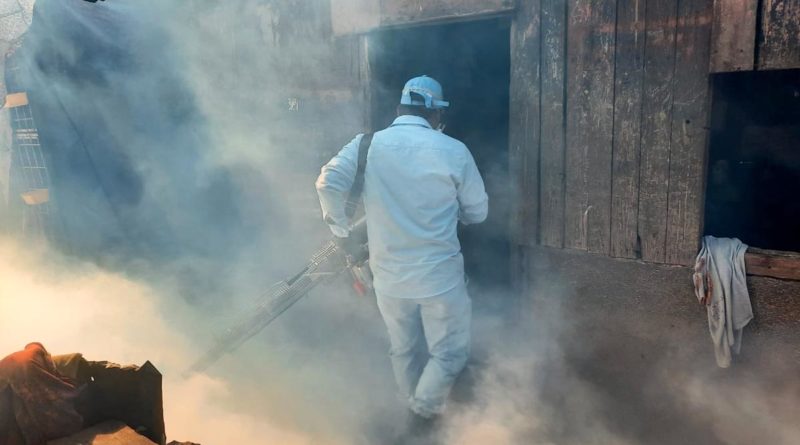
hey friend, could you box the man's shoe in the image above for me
[408,410,439,432]
[394,410,441,445]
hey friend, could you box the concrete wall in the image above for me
[519,245,799,443]
[515,245,800,443]
[525,245,800,363]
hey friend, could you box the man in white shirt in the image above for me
[316,75,488,427]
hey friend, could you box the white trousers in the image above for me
[376,283,471,417]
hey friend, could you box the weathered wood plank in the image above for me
[709,0,757,73]
[380,0,516,27]
[332,0,516,34]
[665,0,713,266]
[539,0,567,248]
[357,35,373,132]
[564,0,616,253]
[610,0,646,259]
[564,0,591,251]
[331,0,380,35]
[637,0,679,264]
[509,0,541,247]
[758,0,800,70]
[4,92,29,108]
[745,248,800,281]
[583,0,616,255]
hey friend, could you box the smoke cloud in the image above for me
[0,237,315,443]
[1,1,798,445]
[1,1,395,443]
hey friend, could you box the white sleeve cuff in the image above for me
[329,224,350,238]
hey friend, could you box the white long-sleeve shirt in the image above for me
[316,115,488,298]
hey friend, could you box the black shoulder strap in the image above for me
[345,132,373,218]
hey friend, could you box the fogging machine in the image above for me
[183,218,370,376]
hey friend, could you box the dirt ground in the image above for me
[504,246,800,445]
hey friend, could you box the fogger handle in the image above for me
[344,217,372,296]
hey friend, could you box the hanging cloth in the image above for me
[693,236,754,368]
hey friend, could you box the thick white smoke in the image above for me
[2,2,798,445]
[0,237,321,444]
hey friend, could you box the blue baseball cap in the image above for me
[400,75,449,109]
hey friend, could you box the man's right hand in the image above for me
[334,235,368,265]
[334,235,360,256]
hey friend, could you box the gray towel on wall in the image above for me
[693,236,754,368]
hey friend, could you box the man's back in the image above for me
[362,115,487,298]
[316,114,488,299]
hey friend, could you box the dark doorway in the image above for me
[368,18,511,290]
[705,69,800,252]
